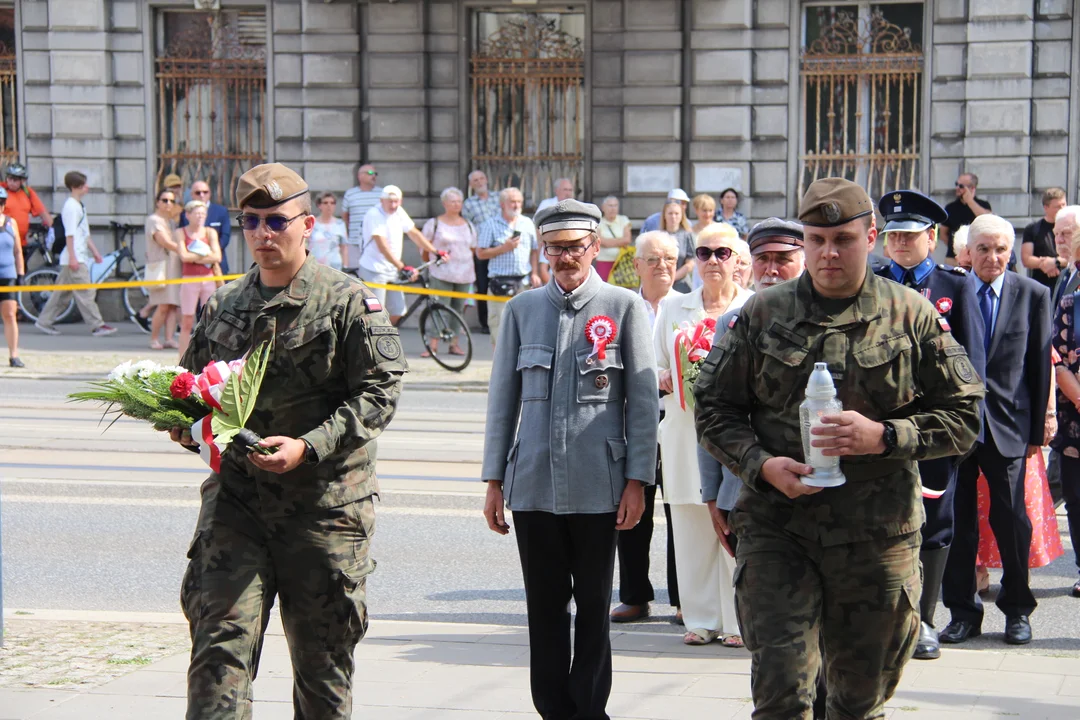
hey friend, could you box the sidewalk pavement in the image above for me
[0,321,492,390]
[2,611,1079,719]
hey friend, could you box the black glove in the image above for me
[15,274,23,286]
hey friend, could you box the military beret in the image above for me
[747,217,804,255]
[878,190,948,233]
[162,173,183,189]
[798,178,874,228]
[234,162,309,209]
[534,198,602,235]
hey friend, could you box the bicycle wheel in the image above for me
[18,268,75,324]
[419,302,472,372]
[123,265,151,318]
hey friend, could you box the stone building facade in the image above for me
[3,0,1078,264]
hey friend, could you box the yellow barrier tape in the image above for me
[0,272,511,303]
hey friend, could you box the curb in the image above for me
[0,373,489,392]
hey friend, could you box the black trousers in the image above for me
[944,436,1036,622]
[1058,455,1080,576]
[615,449,680,607]
[514,511,618,720]
[920,456,960,551]
[474,256,490,329]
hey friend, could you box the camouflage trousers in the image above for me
[730,508,921,720]
[181,479,376,720]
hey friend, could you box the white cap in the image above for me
[667,188,690,203]
[381,185,403,200]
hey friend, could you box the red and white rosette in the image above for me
[935,297,953,315]
[585,315,617,362]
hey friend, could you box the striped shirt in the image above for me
[462,193,501,227]
[477,214,538,278]
[342,186,383,246]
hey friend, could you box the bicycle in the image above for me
[22,223,56,272]
[18,221,149,324]
[351,257,473,372]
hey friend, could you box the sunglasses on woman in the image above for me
[236,212,307,232]
[695,246,733,262]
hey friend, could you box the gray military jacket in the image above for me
[482,269,659,514]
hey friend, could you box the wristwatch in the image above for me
[302,439,319,465]
[880,421,898,457]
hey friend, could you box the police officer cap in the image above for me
[798,178,874,228]
[878,190,948,234]
[534,199,602,235]
[747,217,804,255]
[235,163,309,209]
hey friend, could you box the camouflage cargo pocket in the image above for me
[180,530,205,623]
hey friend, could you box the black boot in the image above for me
[914,546,950,660]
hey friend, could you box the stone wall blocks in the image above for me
[694,50,752,85]
[366,89,426,108]
[623,87,682,106]
[970,0,1035,22]
[749,196,788,221]
[591,162,622,197]
[1031,135,1068,156]
[1034,40,1071,76]
[367,54,421,88]
[369,110,424,142]
[431,109,457,140]
[430,55,459,88]
[114,159,145,192]
[593,53,623,87]
[428,36,458,54]
[107,33,143,53]
[430,2,459,33]
[964,157,1030,192]
[111,87,144,107]
[967,42,1033,78]
[690,86,752,106]
[694,106,751,140]
[752,105,788,139]
[693,0,752,29]
[593,109,624,140]
[304,55,360,87]
[1036,0,1072,19]
[752,86,789,105]
[273,3,302,33]
[24,106,52,139]
[626,0,680,30]
[963,77,1033,99]
[300,88,362,108]
[53,160,111,193]
[49,0,105,31]
[365,35,425,54]
[619,31,683,51]
[1035,19,1073,41]
[751,162,787,196]
[593,1,624,32]
[591,33,626,52]
[930,159,965,193]
[112,106,144,139]
[301,2,356,32]
[1033,98,1068,134]
[624,107,681,141]
[305,109,357,141]
[624,51,681,86]
[51,51,108,85]
[302,142,363,164]
[620,143,682,161]
[689,140,752,161]
[933,45,967,80]
[301,34,361,55]
[274,34,302,54]
[367,2,423,33]
[935,0,969,22]
[692,162,750,193]
[931,102,966,138]
[930,137,967,158]
[691,29,752,50]
[111,53,142,86]
[1033,77,1072,98]
[275,55,302,86]
[753,50,788,85]
[754,0,791,28]
[590,88,626,107]
[303,164,363,197]
[430,143,459,163]
[21,51,51,84]
[20,0,49,29]
[966,100,1030,135]
[962,135,1031,158]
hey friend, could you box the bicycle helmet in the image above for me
[0,187,7,201]
[6,163,27,179]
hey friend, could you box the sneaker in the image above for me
[92,324,118,337]
[34,321,60,336]
[9,357,25,368]
[131,313,152,334]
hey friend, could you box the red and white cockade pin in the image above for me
[585,315,617,364]
[935,297,953,314]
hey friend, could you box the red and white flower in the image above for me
[585,315,617,361]
[935,297,953,314]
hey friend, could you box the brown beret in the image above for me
[162,173,183,189]
[798,178,874,228]
[235,163,309,209]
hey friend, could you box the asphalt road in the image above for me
[2,377,1079,656]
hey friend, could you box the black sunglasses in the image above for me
[365,170,378,176]
[159,198,176,204]
[236,212,308,232]
[695,246,733,262]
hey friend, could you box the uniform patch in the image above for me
[937,316,951,332]
[952,356,976,384]
[823,201,841,224]
[728,315,739,329]
[364,297,383,313]
[375,335,401,360]
[935,297,953,314]
[219,312,248,330]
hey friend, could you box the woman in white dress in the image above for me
[654,222,753,646]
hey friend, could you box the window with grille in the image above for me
[0,7,18,168]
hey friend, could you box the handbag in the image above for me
[144,260,168,290]
[608,245,640,289]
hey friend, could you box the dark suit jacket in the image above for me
[972,271,1051,457]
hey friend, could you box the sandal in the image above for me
[420,350,432,358]
[449,346,466,356]
[164,339,179,349]
[683,629,719,646]
[150,340,165,351]
[976,565,991,595]
[721,635,745,649]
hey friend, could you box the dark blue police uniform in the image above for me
[876,190,987,661]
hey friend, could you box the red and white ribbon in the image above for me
[190,415,224,473]
[585,315,617,362]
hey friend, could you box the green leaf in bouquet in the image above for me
[209,342,272,440]
[238,342,272,425]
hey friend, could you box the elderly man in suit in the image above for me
[482,199,659,720]
[941,213,1052,647]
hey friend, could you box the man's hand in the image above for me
[68,256,80,271]
[616,479,645,530]
[248,436,305,474]
[960,185,977,207]
[484,480,510,535]
[92,251,104,264]
[706,500,735,558]
[168,427,199,449]
[1045,415,1059,445]
[398,265,419,283]
[658,368,674,393]
[812,411,887,456]
[530,272,541,288]
[1027,444,1041,458]
[1042,257,1061,277]
[42,216,52,228]
[760,456,821,499]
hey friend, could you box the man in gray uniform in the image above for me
[481,199,659,720]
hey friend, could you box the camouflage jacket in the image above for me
[693,271,984,545]
[181,255,407,516]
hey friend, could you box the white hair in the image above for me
[440,186,464,203]
[968,214,1016,250]
[468,169,486,181]
[635,230,679,258]
[952,225,970,253]
[1055,204,1080,228]
[498,187,522,204]
[601,195,619,207]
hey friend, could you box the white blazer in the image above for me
[653,286,754,504]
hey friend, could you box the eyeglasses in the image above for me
[159,198,176,204]
[644,255,678,267]
[695,246,733,262]
[236,212,308,232]
[543,241,595,258]
[365,170,378,176]
[955,183,969,189]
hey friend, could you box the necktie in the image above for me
[979,284,994,351]
[901,269,915,287]
[1055,267,1072,309]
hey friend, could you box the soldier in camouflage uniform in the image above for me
[694,178,984,719]
[171,163,407,719]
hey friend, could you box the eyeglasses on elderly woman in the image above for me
[695,246,733,262]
